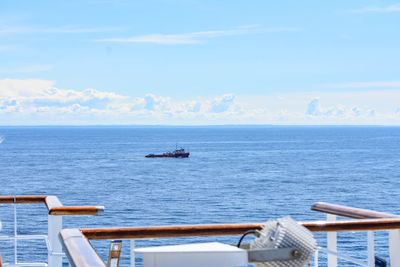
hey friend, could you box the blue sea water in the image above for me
[0,126,400,266]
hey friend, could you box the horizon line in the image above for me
[0,124,399,128]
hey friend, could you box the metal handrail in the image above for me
[311,202,398,219]
[0,195,104,215]
[79,218,400,240]
[58,218,400,267]
[312,202,400,267]
[0,195,104,267]
[60,229,105,267]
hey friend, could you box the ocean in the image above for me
[0,126,399,266]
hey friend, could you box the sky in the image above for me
[1,0,400,125]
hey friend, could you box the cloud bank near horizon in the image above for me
[1,78,400,125]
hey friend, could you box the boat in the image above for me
[145,148,190,158]
[1,195,400,267]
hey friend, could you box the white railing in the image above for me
[314,214,400,267]
[67,217,400,267]
[0,203,50,267]
[3,197,400,267]
[116,235,383,267]
[312,202,400,267]
[319,214,400,267]
[48,213,63,267]
[0,195,104,267]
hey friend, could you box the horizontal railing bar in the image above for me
[80,218,400,240]
[3,263,48,267]
[0,195,104,216]
[307,218,400,232]
[81,223,262,240]
[3,264,48,267]
[49,206,104,216]
[59,229,106,267]
[0,195,47,204]
[0,234,48,240]
[312,202,398,219]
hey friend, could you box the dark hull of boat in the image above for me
[145,153,190,158]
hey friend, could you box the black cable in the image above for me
[237,230,257,248]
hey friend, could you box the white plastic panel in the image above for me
[135,242,248,267]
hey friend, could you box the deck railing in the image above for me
[0,195,104,267]
[311,202,398,220]
[312,202,400,267]
[2,196,399,267]
[59,218,400,267]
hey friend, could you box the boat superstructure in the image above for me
[145,148,190,158]
[1,195,400,267]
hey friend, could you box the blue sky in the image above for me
[1,0,400,125]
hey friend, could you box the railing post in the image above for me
[367,231,375,267]
[314,249,319,267]
[48,215,63,267]
[130,239,136,267]
[389,230,400,267]
[327,214,337,267]
[13,203,18,266]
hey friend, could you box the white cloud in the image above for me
[305,98,378,118]
[306,98,320,115]
[351,107,361,117]
[368,109,376,117]
[0,79,124,104]
[0,79,56,98]
[1,79,400,125]
[185,101,202,113]
[0,79,126,117]
[130,94,175,113]
[0,79,243,124]
[103,34,200,45]
[210,94,235,113]
[0,98,19,112]
[142,94,170,111]
[353,3,400,13]
[97,25,300,45]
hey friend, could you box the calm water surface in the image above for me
[0,126,399,266]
